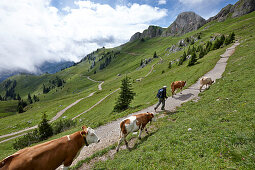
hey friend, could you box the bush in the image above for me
[52,119,76,135]
[13,118,76,150]
[13,130,40,150]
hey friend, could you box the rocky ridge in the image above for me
[207,0,255,22]
[129,0,255,42]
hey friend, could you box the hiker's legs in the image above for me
[154,98,163,110]
[161,99,165,110]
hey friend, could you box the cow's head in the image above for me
[81,126,100,145]
[183,81,186,86]
[146,112,155,123]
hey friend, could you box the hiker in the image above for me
[154,86,168,111]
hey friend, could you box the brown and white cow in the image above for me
[0,126,100,170]
[171,81,186,97]
[116,112,154,152]
[199,77,214,92]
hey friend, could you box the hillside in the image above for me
[90,12,255,169]
[0,1,255,168]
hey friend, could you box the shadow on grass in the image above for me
[158,110,177,116]
[128,130,159,151]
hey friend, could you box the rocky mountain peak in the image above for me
[161,12,206,37]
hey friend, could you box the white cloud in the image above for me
[0,0,167,73]
[179,0,222,6]
[158,0,167,5]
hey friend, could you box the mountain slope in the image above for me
[94,12,255,170]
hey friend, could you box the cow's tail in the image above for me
[120,121,127,137]
[0,154,18,168]
[170,82,174,89]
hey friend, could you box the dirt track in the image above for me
[61,42,240,169]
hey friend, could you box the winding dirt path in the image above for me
[87,76,104,91]
[58,42,240,169]
[0,77,104,143]
[144,57,163,78]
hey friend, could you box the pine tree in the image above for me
[188,52,197,66]
[153,51,158,58]
[17,94,21,100]
[114,76,136,112]
[17,100,27,113]
[0,95,2,101]
[33,95,39,102]
[38,114,53,140]
[27,93,33,104]
[168,61,172,69]
[230,32,235,42]
[199,47,205,59]
[140,59,143,66]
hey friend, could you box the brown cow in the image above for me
[0,126,100,170]
[200,77,214,92]
[171,81,186,97]
[116,112,154,152]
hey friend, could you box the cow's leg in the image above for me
[116,134,124,152]
[172,89,175,97]
[145,128,149,134]
[200,85,204,92]
[138,127,143,139]
[124,137,130,150]
[180,87,183,94]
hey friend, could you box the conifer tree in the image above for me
[38,114,53,140]
[168,61,172,69]
[188,52,197,66]
[27,93,33,104]
[17,94,21,100]
[114,76,136,112]
[33,95,39,102]
[153,51,158,58]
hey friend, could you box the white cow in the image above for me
[200,77,214,92]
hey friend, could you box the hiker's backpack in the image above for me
[157,88,164,98]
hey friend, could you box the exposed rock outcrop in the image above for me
[161,12,206,37]
[207,4,233,22]
[232,0,255,18]
[207,0,255,22]
[129,26,164,42]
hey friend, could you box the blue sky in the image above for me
[0,0,239,73]
[51,0,239,27]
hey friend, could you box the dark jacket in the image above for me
[157,88,167,99]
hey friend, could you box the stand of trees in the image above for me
[43,76,65,94]
[176,32,235,67]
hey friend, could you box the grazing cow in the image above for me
[200,77,214,92]
[0,126,100,170]
[171,81,186,97]
[116,112,154,152]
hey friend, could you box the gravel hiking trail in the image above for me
[57,42,239,169]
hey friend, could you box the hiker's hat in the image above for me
[163,85,167,88]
